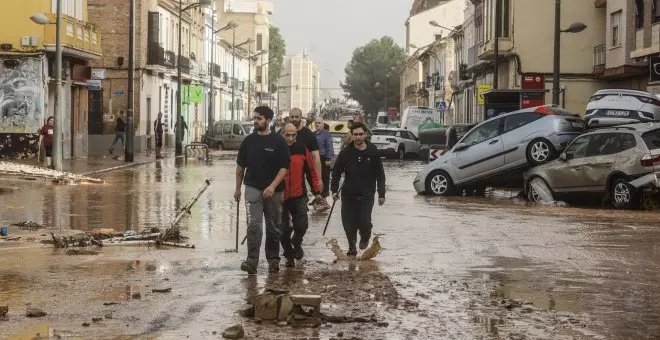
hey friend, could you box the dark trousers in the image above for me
[320,156,331,197]
[280,196,309,259]
[340,195,375,252]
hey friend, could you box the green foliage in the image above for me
[341,36,405,115]
[268,26,286,93]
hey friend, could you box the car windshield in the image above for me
[642,129,660,150]
[377,116,388,124]
[243,124,252,132]
[372,130,397,136]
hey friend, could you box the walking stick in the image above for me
[235,201,240,251]
[323,185,343,236]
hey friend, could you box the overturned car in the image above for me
[524,122,660,209]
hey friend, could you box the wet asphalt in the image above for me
[1,155,660,339]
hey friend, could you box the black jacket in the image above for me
[331,141,386,199]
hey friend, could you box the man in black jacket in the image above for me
[331,122,386,257]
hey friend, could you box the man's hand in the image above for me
[332,193,340,201]
[378,197,385,206]
[324,160,331,167]
[234,188,242,202]
[262,185,275,199]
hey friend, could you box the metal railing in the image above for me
[593,44,606,72]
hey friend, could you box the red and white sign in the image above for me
[428,148,447,162]
[522,74,545,90]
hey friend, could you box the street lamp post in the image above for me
[176,0,211,156]
[247,49,267,115]
[552,0,587,105]
[230,35,253,120]
[126,0,135,162]
[209,21,236,126]
[31,5,63,170]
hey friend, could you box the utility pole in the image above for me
[231,28,236,120]
[53,0,63,171]
[247,41,252,115]
[552,0,561,105]
[208,14,214,126]
[493,0,501,90]
[175,1,184,156]
[125,0,135,162]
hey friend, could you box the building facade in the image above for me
[279,52,320,115]
[0,0,102,159]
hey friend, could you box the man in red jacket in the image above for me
[281,123,322,267]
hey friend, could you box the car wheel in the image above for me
[398,146,405,160]
[612,178,638,209]
[425,170,456,196]
[527,182,543,203]
[526,139,555,166]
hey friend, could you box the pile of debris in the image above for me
[239,288,322,327]
[50,226,193,249]
[0,161,104,184]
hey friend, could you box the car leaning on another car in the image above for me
[524,122,660,209]
[413,105,585,196]
[371,128,422,159]
[585,89,660,128]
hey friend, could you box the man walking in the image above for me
[109,111,126,155]
[235,106,290,275]
[342,119,355,149]
[280,123,322,267]
[331,122,386,257]
[288,108,322,193]
[154,112,164,159]
[314,117,334,205]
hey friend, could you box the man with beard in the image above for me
[331,122,386,257]
[235,106,290,275]
[280,123,322,267]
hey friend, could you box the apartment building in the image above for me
[279,53,320,116]
[217,0,271,120]
[594,0,660,92]
[0,0,102,159]
[401,0,465,112]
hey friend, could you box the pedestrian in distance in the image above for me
[38,116,54,169]
[331,121,386,257]
[235,105,290,275]
[154,112,164,159]
[109,111,126,155]
[280,123,323,267]
[314,117,334,205]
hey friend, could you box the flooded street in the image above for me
[2,156,660,339]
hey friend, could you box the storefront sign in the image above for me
[522,73,545,90]
[477,84,492,105]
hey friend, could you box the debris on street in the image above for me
[25,307,47,318]
[0,305,7,317]
[222,324,245,339]
[11,220,44,230]
[0,161,104,184]
[326,235,383,261]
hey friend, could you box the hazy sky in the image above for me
[267,0,411,98]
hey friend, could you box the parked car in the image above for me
[203,120,253,150]
[524,122,660,209]
[585,89,660,129]
[413,105,585,196]
[371,128,422,159]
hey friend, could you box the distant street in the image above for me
[1,156,659,339]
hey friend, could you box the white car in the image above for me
[370,128,421,159]
[585,89,660,128]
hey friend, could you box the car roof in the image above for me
[591,89,658,97]
[584,122,660,135]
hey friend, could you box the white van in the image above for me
[400,106,443,137]
[375,112,389,128]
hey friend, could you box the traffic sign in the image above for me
[428,148,447,162]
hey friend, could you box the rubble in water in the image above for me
[0,161,104,184]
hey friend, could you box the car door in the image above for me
[232,123,247,147]
[581,133,635,191]
[454,118,505,182]
[545,134,592,191]
[222,123,234,148]
[402,131,419,153]
[501,112,543,167]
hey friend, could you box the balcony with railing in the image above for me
[42,13,102,58]
[147,43,176,68]
[209,63,221,77]
[179,56,191,74]
[593,44,606,73]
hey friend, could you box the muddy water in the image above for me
[1,157,660,339]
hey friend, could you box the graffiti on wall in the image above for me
[0,57,45,134]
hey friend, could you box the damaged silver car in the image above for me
[524,123,660,209]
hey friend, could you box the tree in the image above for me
[268,26,286,93]
[341,36,405,116]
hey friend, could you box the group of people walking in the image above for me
[235,105,386,275]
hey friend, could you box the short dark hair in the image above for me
[254,106,275,120]
[350,122,368,133]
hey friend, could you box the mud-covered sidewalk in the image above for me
[1,158,660,339]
